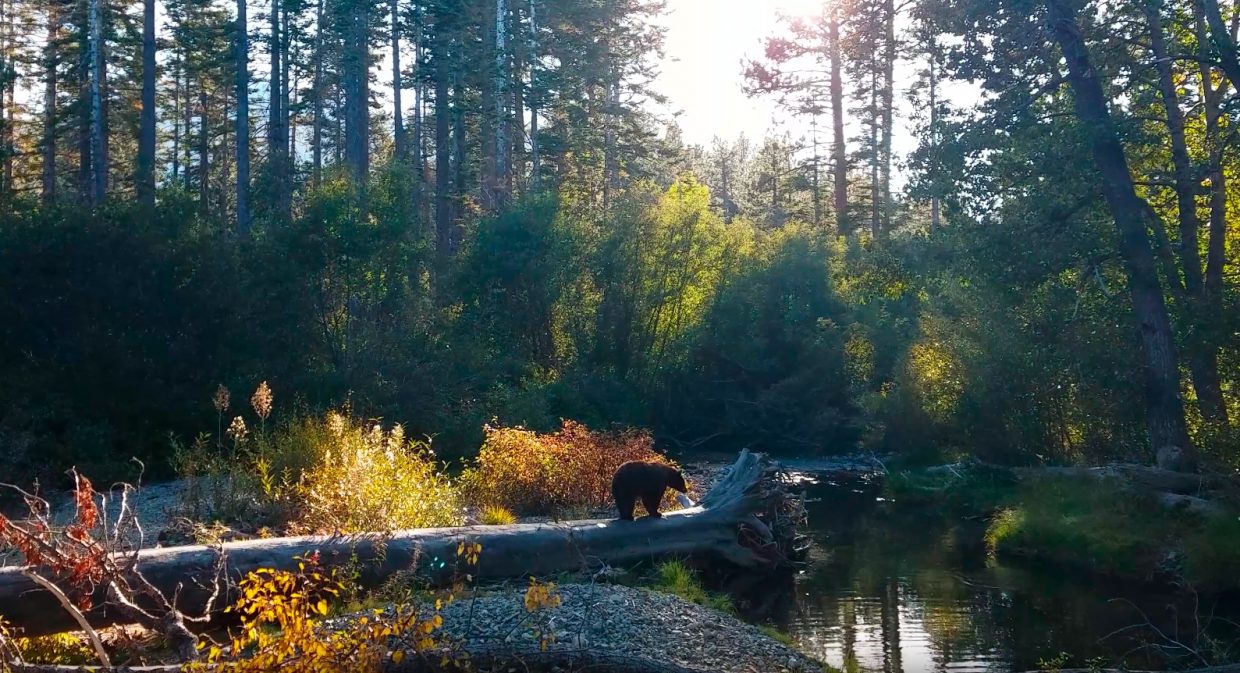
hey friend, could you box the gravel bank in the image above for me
[398,583,825,673]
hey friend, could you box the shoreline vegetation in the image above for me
[0,403,827,672]
[3,401,1240,672]
[883,463,1240,593]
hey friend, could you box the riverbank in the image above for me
[418,583,828,673]
[884,464,1240,591]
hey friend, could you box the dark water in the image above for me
[769,473,1239,673]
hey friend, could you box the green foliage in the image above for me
[980,475,1240,587]
[660,224,861,453]
[1182,515,1240,590]
[983,477,1175,578]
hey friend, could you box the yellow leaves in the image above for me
[205,563,457,673]
[523,578,562,613]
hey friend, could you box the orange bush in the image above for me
[460,420,683,515]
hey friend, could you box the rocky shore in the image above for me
[381,583,827,673]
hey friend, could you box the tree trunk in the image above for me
[451,70,464,227]
[413,22,424,217]
[391,0,403,162]
[0,451,804,639]
[829,9,847,234]
[171,56,180,183]
[343,0,369,183]
[433,24,451,263]
[928,35,940,233]
[77,16,90,203]
[2,0,13,199]
[198,85,208,211]
[137,0,156,208]
[235,0,250,233]
[1199,0,1240,87]
[527,0,538,190]
[1147,3,1227,425]
[1045,0,1195,469]
[493,0,508,205]
[88,0,106,204]
[509,0,523,192]
[281,0,290,169]
[267,0,289,218]
[41,2,59,203]
[880,0,894,233]
[869,65,879,238]
[312,0,323,186]
[1147,4,1203,295]
[1191,3,1232,428]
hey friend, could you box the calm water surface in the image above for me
[770,473,1239,673]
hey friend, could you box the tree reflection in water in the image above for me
[756,473,1239,673]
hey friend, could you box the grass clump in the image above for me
[460,420,682,515]
[759,624,795,646]
[478,505,518,525]
[649,559,735,614]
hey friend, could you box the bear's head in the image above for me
[664,466,688,493]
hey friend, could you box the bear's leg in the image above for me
[614,485,636,521]
[641,489,663,519]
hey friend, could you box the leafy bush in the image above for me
[460,420,680,515]
[289,412,464,533]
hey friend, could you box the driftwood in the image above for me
[0,450,804,638]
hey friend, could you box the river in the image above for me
[767,471,1238,673]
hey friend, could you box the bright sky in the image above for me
[651,0,816,147]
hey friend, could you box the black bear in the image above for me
[611,461,689,521]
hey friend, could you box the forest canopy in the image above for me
[0,0,1236,483]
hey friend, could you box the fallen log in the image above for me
[0,449,804,638]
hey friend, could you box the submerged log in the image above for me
[0,449,804,637]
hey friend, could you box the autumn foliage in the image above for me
[187,552,453,673]
[460,420,682,515]
[0,473,109,611]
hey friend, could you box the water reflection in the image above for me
[772,476,1238,673]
